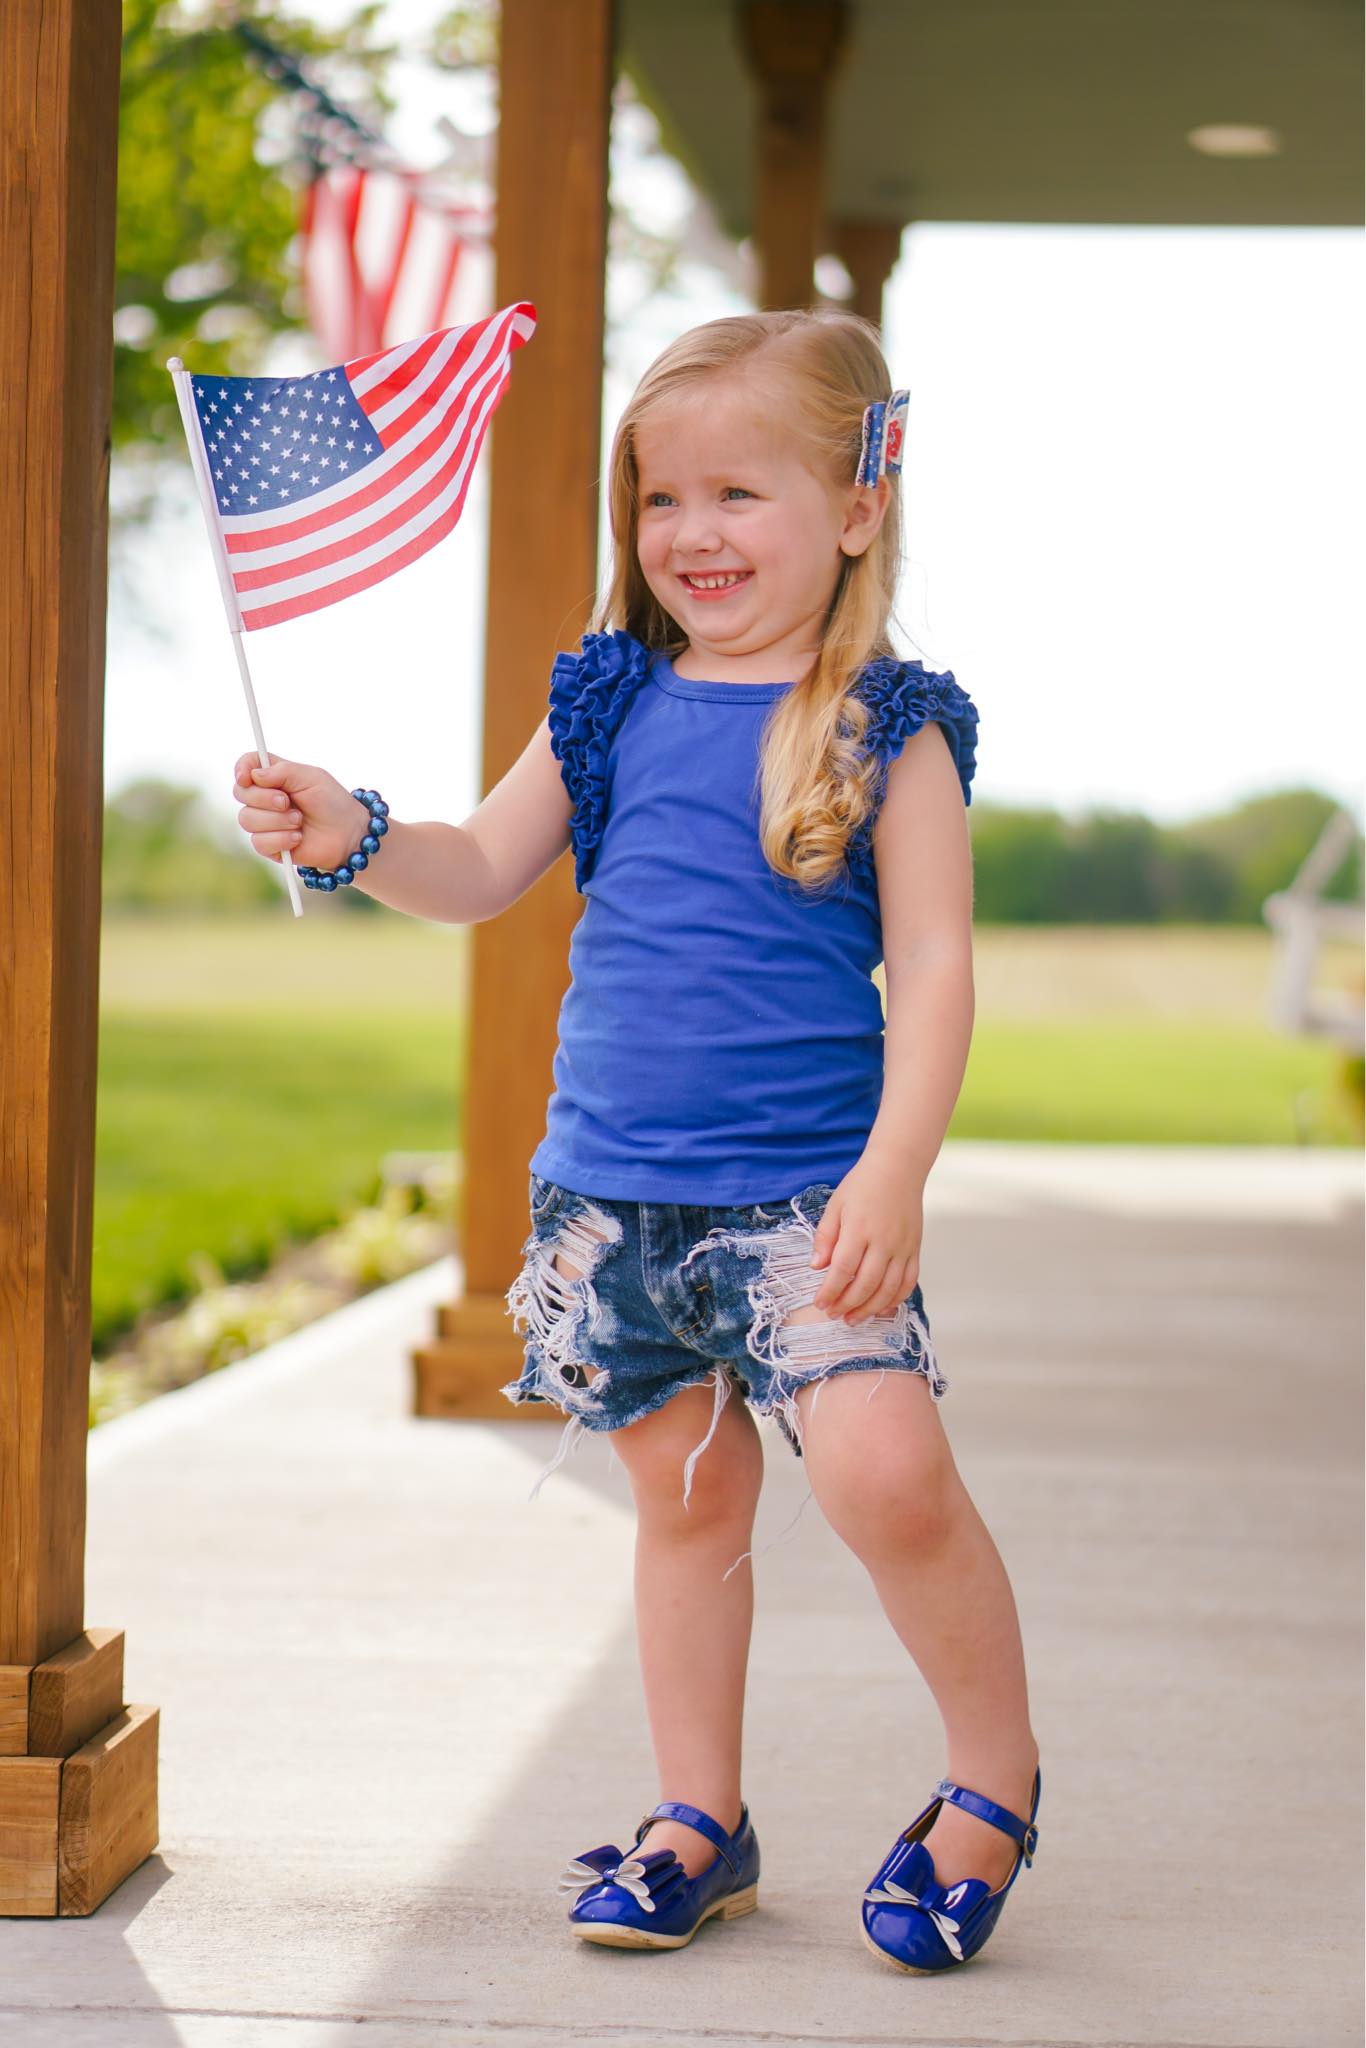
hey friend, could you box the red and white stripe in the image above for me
[300,163,489,363]
[222,302,536,632]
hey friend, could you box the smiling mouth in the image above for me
[679,570,753,594]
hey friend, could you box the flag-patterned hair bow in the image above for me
[857,389,908,486]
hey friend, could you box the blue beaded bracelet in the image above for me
[296,788,390,892]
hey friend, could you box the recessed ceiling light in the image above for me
[1187,124,1282,157]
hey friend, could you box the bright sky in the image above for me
[105,4,1364,845]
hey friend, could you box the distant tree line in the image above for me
[103,776,1361,923]
[102,777,382,913]
[968,786,1360,923]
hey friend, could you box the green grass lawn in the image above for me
[956,1020,1358,1144]
[94,911,468,1351]
[958,923,1361,1146]
[92,912,1361,1355]
[94,1011,464,1350]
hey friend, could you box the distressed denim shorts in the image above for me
[501,1171,946,1506]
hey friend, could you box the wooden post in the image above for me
[0,2,159,1915]
[831,217,905,329]
[412,0,616,1416]
[738,0,848,310]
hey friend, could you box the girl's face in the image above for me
[632,373,885,679]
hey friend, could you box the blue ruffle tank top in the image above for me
[529,628,979,1204]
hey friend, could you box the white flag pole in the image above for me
[167,357,305,918]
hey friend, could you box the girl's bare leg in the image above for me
[795,1363,1040,1891]
[607,1379,766,1876]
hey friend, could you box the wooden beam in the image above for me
[0,1669,29,1758]
[0,1670,159,1917]
[0,1757,62,1916]
[58,1704,160,1917]
[831,217,905,330]
[413,0,615,1415]
[0,0,119,1669]
[0,4,160,1920]
[29,1628,125,1759]
[738,0,848,310]
[416,1295,526,1418]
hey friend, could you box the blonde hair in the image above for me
[591,307,905,890]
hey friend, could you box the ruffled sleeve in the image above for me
[547,628,655,891]
[845,657,980,882]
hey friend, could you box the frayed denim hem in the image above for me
[680,1192,947,1456]
[500,1178,948,1553]
[748,1351,947,1460]
[501,1351,741,1514]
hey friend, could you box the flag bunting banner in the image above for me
[299,163,490,362]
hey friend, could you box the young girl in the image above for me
[232,307,1041,1974]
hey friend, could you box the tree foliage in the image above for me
[103,771,1361,925]
[1178,787,1362,923]
[113,0,719,520]
[115,0,393,510]
[103,776,381,912]
[969,786,1361,925]
[429,0,499,72]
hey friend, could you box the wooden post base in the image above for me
[0,1630,159,1917]
[412,1291,546,1419]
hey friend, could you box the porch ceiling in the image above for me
[618,0,1363,234]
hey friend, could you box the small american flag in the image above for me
[182,300,535,631]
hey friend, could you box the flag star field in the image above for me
[192,370,382,516]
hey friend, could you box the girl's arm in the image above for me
[864,719,976,1182]
[349,717,572,922]
[233,716,573,924]
[808,720,975,1320]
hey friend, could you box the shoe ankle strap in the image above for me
[635,1799,746,1873]
[935,1774,1041,1865]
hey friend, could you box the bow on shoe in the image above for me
[558,1842,685,1915]
[864,1871,971,1961]
[864,1840,994,1965]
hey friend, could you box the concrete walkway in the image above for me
[4,1141,1362,2047]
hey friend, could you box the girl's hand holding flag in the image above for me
[231,751,369,871]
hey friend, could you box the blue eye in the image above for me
[642,487,752,507]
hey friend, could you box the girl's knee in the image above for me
[796,1370,960,1556]
[615,1381,762,1530]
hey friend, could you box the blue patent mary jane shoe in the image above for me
[861,1766,1041,1973]
[559,1798,760,1949]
